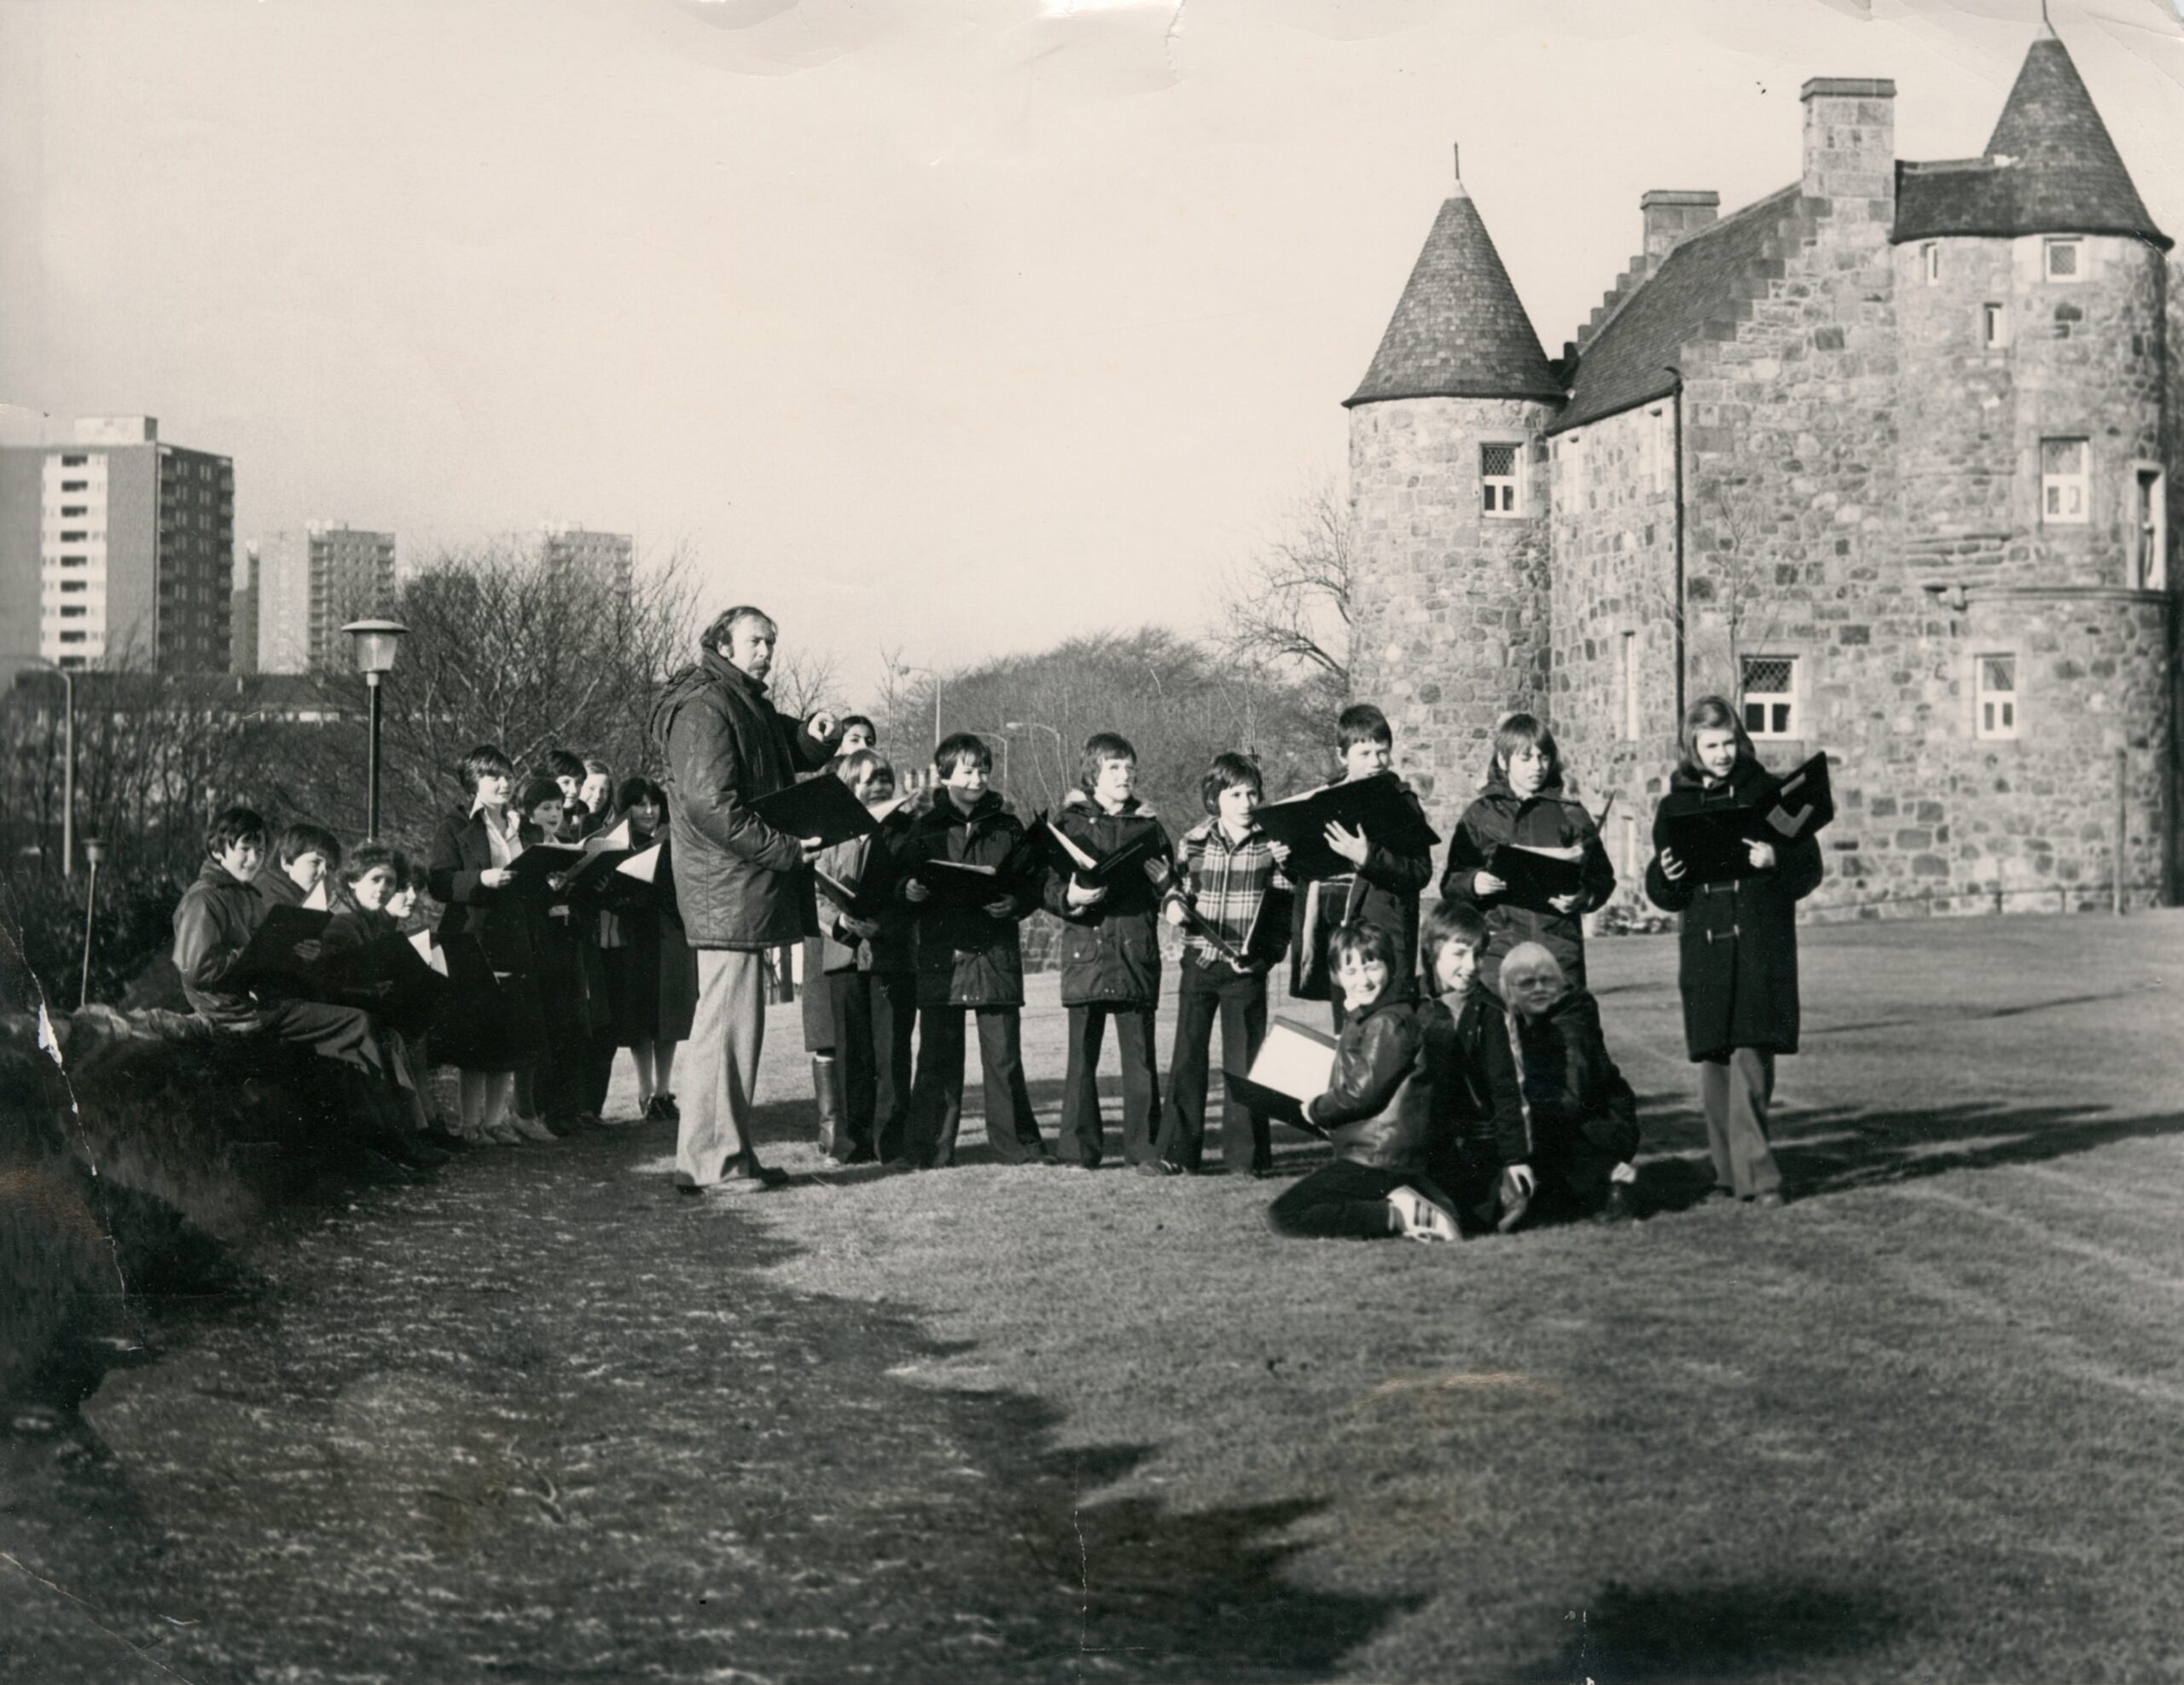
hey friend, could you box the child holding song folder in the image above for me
[1439,713,1616,992]
[900,732,1049,1168]
[1644,695,1824,1207]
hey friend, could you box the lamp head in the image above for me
[84,836,107,868]
[340,619,409,677]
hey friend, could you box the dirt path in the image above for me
[2,1113,1395,1684]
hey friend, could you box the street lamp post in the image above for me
[900,665,944,749]
[341,619,410,840]
[1004,719,1065,805]
[78,835,107,1010]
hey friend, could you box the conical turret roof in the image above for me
[1895,29,2168,247]
[1345,175,1562,408]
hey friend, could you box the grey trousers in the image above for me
[1699,1047,1780,1197]
[675,948,768,1186]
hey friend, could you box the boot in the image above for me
[812,1053,846,1160]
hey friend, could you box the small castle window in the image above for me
[2135,468,2166,590]
[2041,439,2088,524]
[1921,242,1939,285]
[1975,654,2018,741]
[2043,238,2083,282]
[1741,655,1798,741]
[1481,443,1522,516]
[1982,304,2008,348]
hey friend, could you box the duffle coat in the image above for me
[1644,758,1825,1062]
[904,789,1037,1009]
[1439,759,1616,989]
[1042,791,1172,1009]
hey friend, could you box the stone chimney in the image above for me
[1800,77,1896,227]
[1641,190,1720,261]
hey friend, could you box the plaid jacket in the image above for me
[1169,817,1288,973]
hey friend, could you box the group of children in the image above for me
[169,744,700,1167]
[793,690,1821,1241]
[169,685,1821,1241]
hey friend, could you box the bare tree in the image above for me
[764,646,844,722]
[1217,476,1355,698]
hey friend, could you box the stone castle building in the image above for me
[1345,28,2178,916]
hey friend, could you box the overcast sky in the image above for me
[3,0,2181,699]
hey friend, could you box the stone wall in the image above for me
[1347,395,1554,840]
[1543,400,1682,893]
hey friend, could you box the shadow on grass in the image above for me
[6,1133,1415,1685]
[1524,1578,1906,1682]
[1627,1086,2184,1215]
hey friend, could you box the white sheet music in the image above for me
[1247,1019,1339,1102]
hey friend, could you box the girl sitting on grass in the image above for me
[1266,920,1457,1243]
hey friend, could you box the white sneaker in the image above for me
[1386,1185,1458,1244]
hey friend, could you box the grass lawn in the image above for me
[15,911,2181,1683]
[736,910,2184,1682]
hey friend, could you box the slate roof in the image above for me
[1893,32,2168,248]
[1345,185,1564,407]
[1548,185,1808,435]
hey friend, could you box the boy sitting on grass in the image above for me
[1495,941,1641,1229]
[171,805,434,1167]
[1266,920,1457,1243]
[1414,899,1529,1235]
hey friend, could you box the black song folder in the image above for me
[1487,843,1587,909]
[748,776,880,850]
[1253,774,1439,883]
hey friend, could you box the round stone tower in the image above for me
[1345,148,1563,828]
[1894,26,2175,907]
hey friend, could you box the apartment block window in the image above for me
[58,631,87,645]
[1741,655,1798,740]
[1982,304,2008,348]
[60,504,86,517]
[58,530,86,543]
[2043,238,2083,281]
[59,554,85,567]
[2041,439,2089,524]
[60,454,86,467]
[61,479,86,491]
[1975,654,2018,740]
[58,606,86,619]
[1481,443,1522,516]
[2135,467,2167,590]
[1620,630,1640,741]
[1921,242,1940,284]
[60,580,84,593]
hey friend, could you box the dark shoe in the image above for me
[421,1123,470,1153]
[654,1093,681,1122]
[1702,1184,1736,1203]
[376,1134,450,1171]
[717,1160,791,1192]
[675,1181,706,1197]
[1136,1160,1182,1178]
[1594,1184,1641,1224]
[543,1113,581,1138]
[1752,1190,1786,1210]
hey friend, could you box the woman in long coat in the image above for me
[1644,697,1823,1206]
[427,744,549,1142]
[596,776,700,1122]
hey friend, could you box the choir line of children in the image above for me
[169,685,1819,1235]
[801,689,1819,1241]
[170,741,699,1166]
